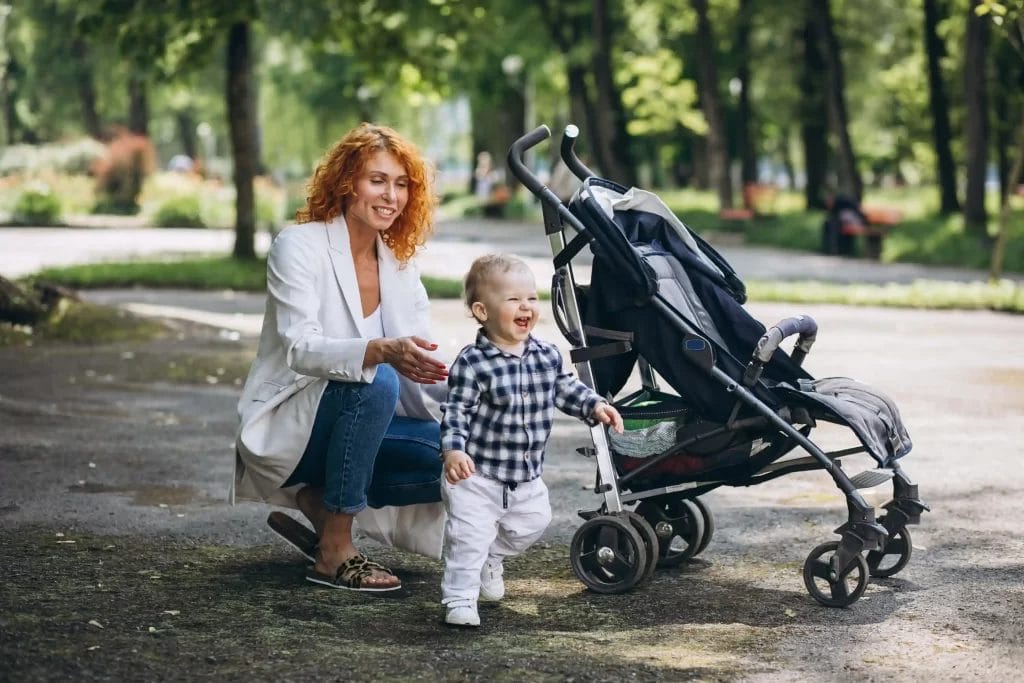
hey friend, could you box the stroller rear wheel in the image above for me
[802,541,870,607]
[623,511,659,583]
[865,516,912,578]
[690,497,715,556]
[570,515,649,594]
[636,498,705,567]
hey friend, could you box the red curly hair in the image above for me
[296,123,437,263]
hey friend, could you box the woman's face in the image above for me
[345,150,409,236]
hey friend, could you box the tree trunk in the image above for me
[176,110,198,160]
[590,0,635,186]
[989,116,1023,281]
[923,0,960,213]
[568,64,599,166]
[963,0,990,237]
[70,38,103,140]
[798,14,829,209]
[536,0,601,174]
[691,0,733,210]
[128,72,148,136]
[2,55,18,145]
[811,0,862,200]
[226,21,257,260]
[736,0,757,186]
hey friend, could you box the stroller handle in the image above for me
[560,124,596,181]
[752,315,818,365]
[507,125,552,196]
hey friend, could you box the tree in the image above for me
[798,4,829,209]
[735,0,757,187]
[76,0,264,258]
[226,21,258,259]
[690,0,733,209]
[976,0,1024,279]
[536,0,637,185]
[963,0,991,236]
[810,0,863,200]
[924,0,962,213]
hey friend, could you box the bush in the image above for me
[11,186,62,225]
[0,138,106,177]
[91,130,156,215]
[152,196,205,228]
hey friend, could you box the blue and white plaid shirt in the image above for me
[440,330,603,483]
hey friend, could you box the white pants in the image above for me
[441,474,551,604]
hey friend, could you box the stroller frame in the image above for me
[507,125,928,607]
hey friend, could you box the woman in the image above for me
[232,123,449,591]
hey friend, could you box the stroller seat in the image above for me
[507,125,928,607]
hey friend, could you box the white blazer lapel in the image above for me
[324,216,364,329]
[376,235,404,338]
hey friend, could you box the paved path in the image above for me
[3,218,1015,285]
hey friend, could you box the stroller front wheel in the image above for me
[802,541,870,607]
[865,518,913,578]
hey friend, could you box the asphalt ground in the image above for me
[2,218,1023,680]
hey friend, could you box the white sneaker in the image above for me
[479,559,505,602]
[445,600,480,627]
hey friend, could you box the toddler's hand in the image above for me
[593,402,624,434]
[443,450,476,484]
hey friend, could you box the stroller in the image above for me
[506,126,928,607]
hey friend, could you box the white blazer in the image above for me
[232,217,448,558]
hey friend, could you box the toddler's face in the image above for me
[472,269,540,348]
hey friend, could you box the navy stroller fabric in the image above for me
[568,177,911,465]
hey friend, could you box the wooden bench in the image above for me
[840,205,902,259]
[718,183,778,223]
[481,184,512,217]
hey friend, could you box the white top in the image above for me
[361,305,385,339]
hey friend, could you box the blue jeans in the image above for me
[283,365,442,514]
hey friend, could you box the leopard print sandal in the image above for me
[306,553,402,592]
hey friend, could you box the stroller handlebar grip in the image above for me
[507,125,551,195]
[560,124,596,181]
[752,315,818,365]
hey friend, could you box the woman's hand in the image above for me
[367,336,448,384]
[443,450,476,484]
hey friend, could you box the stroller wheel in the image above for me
[691,497,715,557]
[866,517,912,578]
[802,541,870,608]
[636,498,705,567]
[623,511,659,583]
[570,515,649,594]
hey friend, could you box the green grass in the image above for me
[747,278,1024,313]
[30,256,269,291]
[27,255,1023,312]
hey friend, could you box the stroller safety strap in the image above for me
[553,231,592,270]
[570,341,632,364]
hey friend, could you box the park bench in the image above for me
[718,183,778,223]
[481,184,512,217]
[841,205,902,259]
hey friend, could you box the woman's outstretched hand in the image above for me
[369,336,448,384]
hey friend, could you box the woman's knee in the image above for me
[365,363,400,409]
